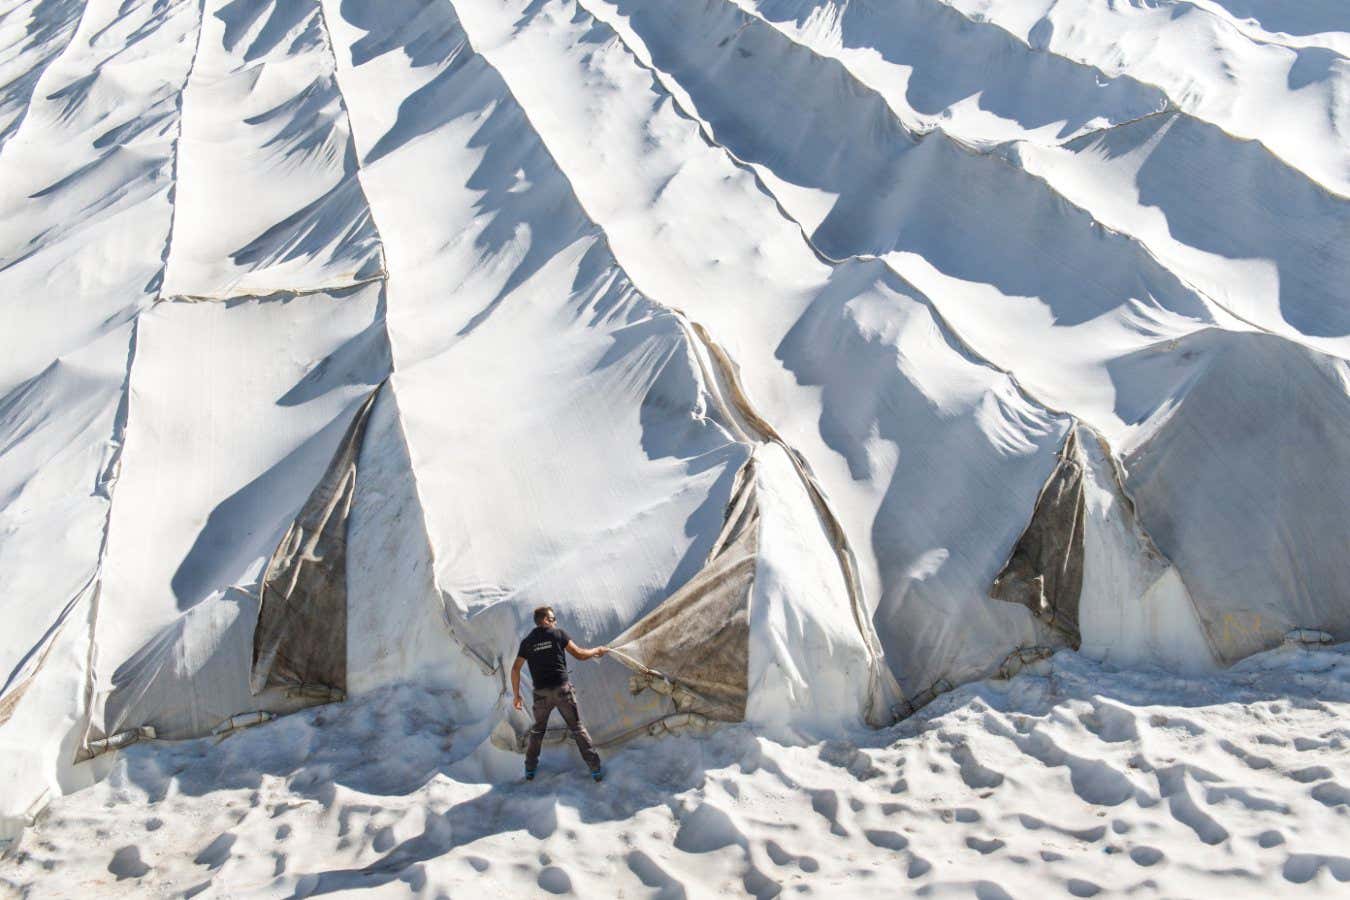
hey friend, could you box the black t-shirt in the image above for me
[517,626,571,689]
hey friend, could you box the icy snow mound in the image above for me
[1,0,1348,844]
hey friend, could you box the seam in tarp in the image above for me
[75,312,144,762]
[153,0,210,300]
[159,272,388,305]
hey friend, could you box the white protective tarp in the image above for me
[325,0,752,700]
[1075,426,1217,674]
[83,284,388,747]
[0,0,201,833]
[161,0,383,300]
[1120,330,1350,663]
[326,0,900,740]
[2,0,1347,841]
[0,0,194,678]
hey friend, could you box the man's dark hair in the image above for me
[533,606,555,626]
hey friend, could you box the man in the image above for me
[512,606,609,781]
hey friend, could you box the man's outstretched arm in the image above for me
[511,657,526,710]
[566,641,609,661]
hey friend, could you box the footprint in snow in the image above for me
[108,845,150,880]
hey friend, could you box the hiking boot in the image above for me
[525,769,536,781]
[591,768,604,782]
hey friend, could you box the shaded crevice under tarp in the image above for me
[250,383,384,697]
[607,453,758,724]
[991,425,1086,646]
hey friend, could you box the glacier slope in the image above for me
[0,0,1346,888]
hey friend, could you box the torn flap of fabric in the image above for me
[607,456,758,723]
[991,425,1086,646]
[250,384,384,696]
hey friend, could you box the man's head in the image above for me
[533,606,556,627]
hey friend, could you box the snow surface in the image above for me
[4,643,1349,897]
[0,0,1348,892]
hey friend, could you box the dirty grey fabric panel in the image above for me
[991,427,1086,646]
[608,457,758,723]
[250,384,383,695]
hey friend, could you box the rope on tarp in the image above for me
[606,647,698,702]
[211,711,276,738]
[605,647,663,679]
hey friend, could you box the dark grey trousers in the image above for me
[525,683,601,772]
